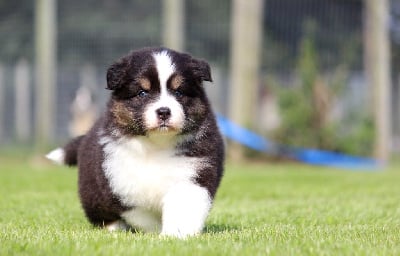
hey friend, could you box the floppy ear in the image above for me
[193,59,213,82]
[106,60,127,90]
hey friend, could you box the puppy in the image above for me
[47,47,224,238]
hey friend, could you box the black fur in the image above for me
[63,135,84,166]
[78,118,129,226]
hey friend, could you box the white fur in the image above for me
[153,51,175,89]
[144,51,185,132]
[46,148,65,165]
[161,183,211,238]
[121,208,161,233]
[101,135,212,237]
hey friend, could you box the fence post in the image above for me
[0,64,4,143]
[228,0,264,160]
[15,59,31,142]
[162,0,185,51]
[34,0,57,151]
[395,74,400,153]
[364,0,391,162]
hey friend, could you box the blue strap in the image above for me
[216,114,381,170]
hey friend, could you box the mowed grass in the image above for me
[0,154,400,256]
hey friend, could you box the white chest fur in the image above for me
[100,134,213,238]
[100,135,203,211]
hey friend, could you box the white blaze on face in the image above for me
[144,51,185,132]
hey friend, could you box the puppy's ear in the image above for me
[106,60,127,90]
[193,59,213,83]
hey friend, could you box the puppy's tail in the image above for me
[46,135,85,166]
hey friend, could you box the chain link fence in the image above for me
[0,0,399,154]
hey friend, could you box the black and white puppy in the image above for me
[47,47,224,238]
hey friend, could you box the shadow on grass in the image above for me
[204,223,242,234]
[94,221,242,235]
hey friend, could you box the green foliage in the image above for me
[271,21,374,156]
[275,88,318,148]
[1,158,400,255]
[297,20,318,96]
[335,114,375,156]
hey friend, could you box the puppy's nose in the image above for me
[156,107,171,121]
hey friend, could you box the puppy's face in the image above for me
[106,48,212,137]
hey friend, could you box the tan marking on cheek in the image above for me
[170,75,183,90]
[138,78,151,90]
[111,102,133,127]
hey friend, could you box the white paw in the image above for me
[160,229,200,239]
[161,184,212,239]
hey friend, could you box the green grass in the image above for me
[1,155,400,255]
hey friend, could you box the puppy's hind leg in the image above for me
[161,184,212,239]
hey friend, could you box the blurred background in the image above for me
[0,0,398,162]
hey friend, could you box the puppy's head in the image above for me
[106,47,212,137]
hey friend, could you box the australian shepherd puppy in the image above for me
[47,47,224,238]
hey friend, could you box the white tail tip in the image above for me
[46,148,65,165]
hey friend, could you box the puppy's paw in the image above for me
[161,184,211,239]
[160,228,200,239]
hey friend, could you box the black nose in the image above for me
[156,107,171,121]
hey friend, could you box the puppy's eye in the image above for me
[174,90,184,98]
[137,90,148,98]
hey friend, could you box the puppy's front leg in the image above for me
[161,184,212,238]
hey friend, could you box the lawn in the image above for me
[0,154,399,255]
